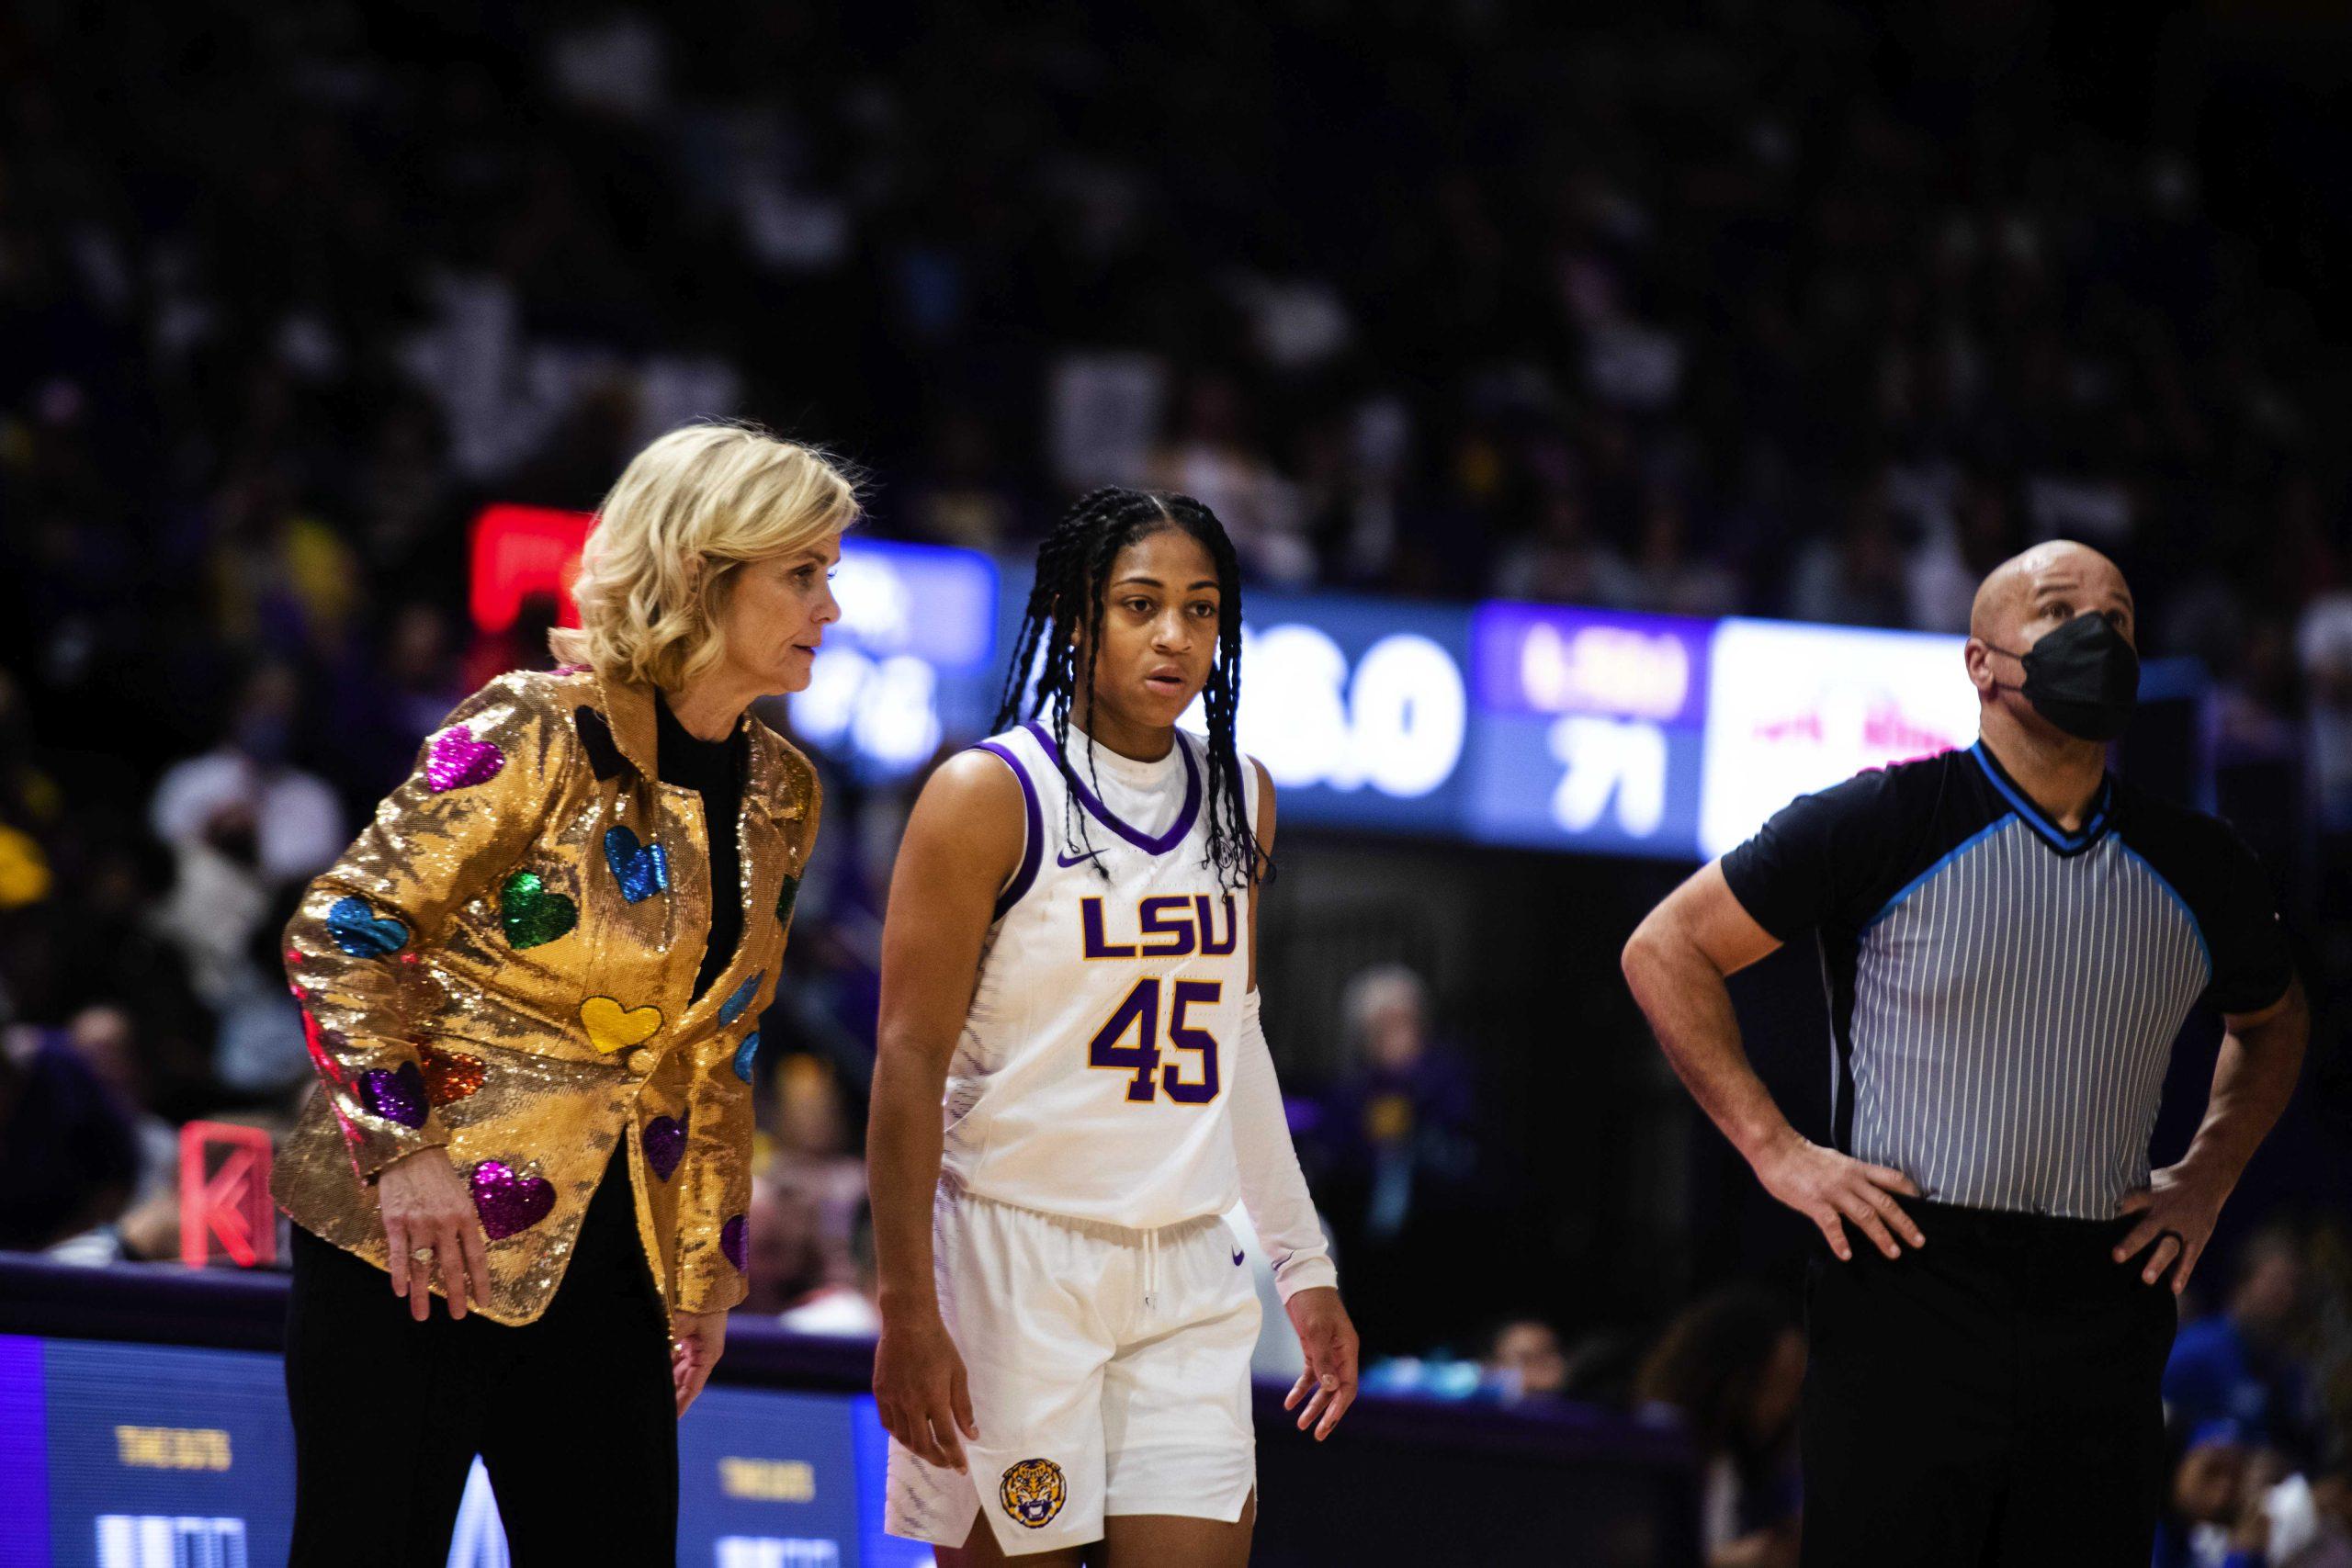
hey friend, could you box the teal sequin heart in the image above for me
[605,826,668,904]
[499,871,578,949]
[775,874,800,927]
[718,971,763,1026]
[326,897,408,957]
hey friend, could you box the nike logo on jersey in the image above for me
[1056,847,1106,868]
[1232,1249,1246,1267]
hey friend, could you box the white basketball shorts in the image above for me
[885,1184,1261,1556]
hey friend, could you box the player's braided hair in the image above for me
[990,487,1263,889]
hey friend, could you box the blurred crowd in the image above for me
[6,4,2352,1562]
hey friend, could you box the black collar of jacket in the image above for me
[579,671,803,829]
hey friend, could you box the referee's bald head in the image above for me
[1968,540,2136,649]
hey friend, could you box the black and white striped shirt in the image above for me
[1721,740,2292,1220]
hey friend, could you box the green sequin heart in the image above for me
[775,873,800,928]
[500,870,578,949]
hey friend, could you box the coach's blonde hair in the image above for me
[550,421,859,692]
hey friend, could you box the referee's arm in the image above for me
[1622,860,1928,1263]
[2112,975,2308,1294]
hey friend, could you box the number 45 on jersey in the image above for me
[1088,977,1222,1105]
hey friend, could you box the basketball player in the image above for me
[868,488,1358,1565]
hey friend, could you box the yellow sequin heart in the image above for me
[579,995,662,1055]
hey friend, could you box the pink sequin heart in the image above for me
[425,728,506,793]
[469,1159,555,1240]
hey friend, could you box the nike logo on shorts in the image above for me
[1232,1250,1246,1266]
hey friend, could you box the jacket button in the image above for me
[628,1046,662,1076]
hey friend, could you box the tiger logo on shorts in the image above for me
[998,1457,1068,1529]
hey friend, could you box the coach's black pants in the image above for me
[1798,1200,2177,1568]
[284,1146,678,1567]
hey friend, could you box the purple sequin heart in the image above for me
[425,728,506,793]
[357,1062,428,1128]
[720,1213,748,1272]
[469,1160,556,1240]
[643,1114,687,1182]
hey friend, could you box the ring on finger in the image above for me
[411,1247,435,1262]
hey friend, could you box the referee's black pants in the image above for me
[284,1145,678,1566]
[1799,1200,2177,1568]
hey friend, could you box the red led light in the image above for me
[469,503,594,635]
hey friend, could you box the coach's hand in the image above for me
[1283,1287,1360,1441]
[378,1145,492,1321]
[875,1310,978,1472]
[673,1308,727,1416]
[2114,1160,2228,1293]
[1752,1130,1926,1261]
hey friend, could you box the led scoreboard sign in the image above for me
[1465,604,1713,859]
[1177,592,1474,839]
[469,512,2204,860]
[786,537,999,780]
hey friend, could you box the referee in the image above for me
[1622,542,2306,1565]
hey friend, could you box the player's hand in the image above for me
[1750,1130,1925,1262]
[875,1308,978,1472]
[1282,1287,1359,1441]
[377,1145,492,1321]
[672,1308,727,1416]
[2113,1159,2230,1294]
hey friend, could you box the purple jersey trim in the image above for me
[974,741,1043,921]
[1023,721,1202,856]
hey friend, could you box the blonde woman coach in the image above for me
[273,423,853,1565]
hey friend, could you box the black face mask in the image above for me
[1985,612,2140,741]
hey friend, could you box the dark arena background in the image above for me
[5,3,2352,1564]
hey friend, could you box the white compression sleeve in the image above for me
[1232,988,1338,1303]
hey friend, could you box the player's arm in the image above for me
[866,750,1023,1473]
[1239,760,1359,1439]
[1621,860,1927,1261]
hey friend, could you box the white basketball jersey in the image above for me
[942,720,1257,1229]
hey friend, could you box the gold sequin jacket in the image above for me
[271,665,819,1325]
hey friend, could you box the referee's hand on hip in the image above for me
[2110,1161,2228,1294]
[1749,1128,1928,1261]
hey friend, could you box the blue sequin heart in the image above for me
[732,1030,761,1083]
[718,971,763,1026]
[604,826,668,903]
[326,897,409,957]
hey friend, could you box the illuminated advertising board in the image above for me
[1696,620,1982,858]
[3,1336,895,1568]
[24,1338,298,1568]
